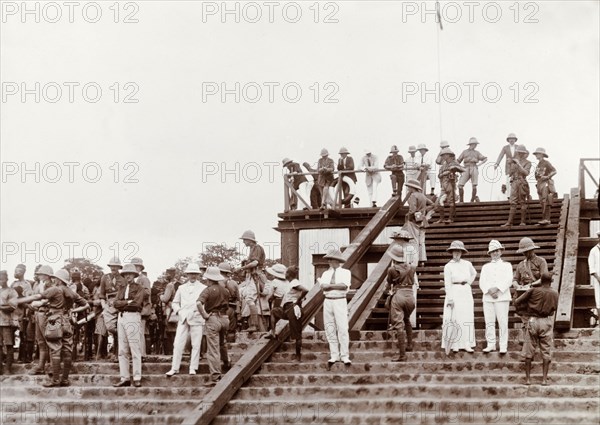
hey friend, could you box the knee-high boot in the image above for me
[520,205,527,225]
[43,357,62,386]
[405,326,413,352]
[502,207,516,227]
[294,339,302,362]
[448,204,456,223]
[392,329,406,362]
[30,345,48,374]
[435,206,445,224]
[26,341,34,363]
[459,187,464,203]
[61,356,72,385]
[5,346,14,374]
[471,187,479,202]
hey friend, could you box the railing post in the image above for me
[579,159,585,200]
[283,177,290,212]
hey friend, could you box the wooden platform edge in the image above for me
[551,194,570,292]
[556,188,581,330]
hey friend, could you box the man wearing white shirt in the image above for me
[479,240,513,354]
[405,146,420,181]
[494,133,518,198]
[165,263,207,376]
[588,231,600,326]
[319,249,351,367]
[416,144,436,193]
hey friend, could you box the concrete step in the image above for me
[1,412,186,425]
[234,383,600,400]
[5,361,226,375]
[1,373,217,387]
[0,385,211,400]
[245,372,600,387]
[217,397,599,421]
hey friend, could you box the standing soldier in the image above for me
[239,230,268,332]
[514,272,558,386]
[11,264,32,363]
[501,145,532,227]
[513,237,549,344]
[29,265,54,375]
[282,158,310,211]
[68,267,89,362]
[494,133,519,197]
[99,257,125,359]
[386,245,416,362]
[112,263,145,388]
[403,179,433,265]
[131,258,152,357]
[384,145,405,197]
[389,230,419,328]
[361,150,382,207]
[435,148,464,224]
[196,267,231,386]
[532,148,557,225]
[336,147,357,207]
[318,249,351,368]
[317,149,336,209]
[35,269,89,387]
[0,270,18,375]
[405,146,420,183]
[416,144,435,193]
[219,262,240,341]
[457,137,487,203]
[435,141,451,165]
[160,268,178,355]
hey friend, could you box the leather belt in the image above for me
[325,296,346,300]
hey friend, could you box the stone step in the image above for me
[245,372,600,387]
[0,385,211,400]
[5,362,222,375]
[265,350,599,363]
[217,397,599,420]
[234,383,600,400]
[1,412,186,425]
[1,373,216,387]
[257,360,600,375]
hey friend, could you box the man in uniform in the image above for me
[11,264,33,363]
[319,249,351,368]
[502,145,532,227]
[435,141,451,166]
[416,144,435,193]
[113,263,145,388]
[34,269,88,387]
[317,148,336,209]
[219,262,240,341]
[196,267,231,386]
[384,145,405,197]
[532,148,557,225]
[513,237,549,344]
[494,133,519,197]
[389,230,419,328]
[29,265,54,375]
[514,272,558,386]
[131,258,152,356]
[99,257,125,359]
[282,158,310,211]
[239,230,268,332]
[457,137,487,203]
[386,245,416,362]
[435,148,464,224]
[0,270,18,375]
[337,147,357,207]
[404,179,433,265]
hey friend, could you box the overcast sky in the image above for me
[1,0,599,281]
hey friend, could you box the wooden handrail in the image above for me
[579,158,600,200]
[551,194,570,293]
[555,188,581,329]
[184,195,406,425]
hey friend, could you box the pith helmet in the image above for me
[506,133,518,141]
[468,137,479,145]
[339,147,350,155]
[388,245,405,262]
[107,257,122,268]
[130,257,145,270]
[515,145,529,155]
[36,265,54,277]
[53,269,71,285]
[417,143,428,152]
[120,263,139,277]
[439,147,455,157]
[440,141,450,148]
[405,179,423,191]
[320,148,329,157]
[204,266,225,282]
[389,145,399,153]
[184,263,202,274]
[218,262,233,274]
[324,249,346,263]
[516,237,540,254]
[446,240,468,253]
[240,230,256,242]
[282,157,293,167]
[533,148,548,158]
[266,263,287,280]
[487,240,504,254]
[408,145,417,153]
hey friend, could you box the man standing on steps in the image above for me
[435,141,451,166]
[361,150,382,207]
[29,265,54,375]
[403,178,433,266]
[416,144,435,193]
[11,264,33,363]
[99,257,125,359]
[405,146,420,183]
[513,237,548,345]
[337,147,357,208]
[0,270,18,375]
[239,230,268,332]
[318,249,351,368]
[457,137,487,203]
[196,267,231,386]
[282,158,310,211]
[384,145,405,197]
[494,133,519,198]
[501,145,532,227]
[130,258,152,357]
[514,272,558,386]
[434,148,464,224]
[113,264,145,388]
[532,148,557,226]
[317,148,336,209]
[389,230,420,328]
[386,245,416,362]
[479,240,513,354]
[587,230,600,327]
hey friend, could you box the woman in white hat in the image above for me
[361,149,382,207]
[479,240,513,354]
[442,241,477,352]
[165,263,207,377]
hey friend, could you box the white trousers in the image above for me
[483,301,510,350]
[592,279,600,309]
[296,181,312,209]
[367,182,379,204]
[117,312,142,381]
[323,298,350,362]
[171,321,204,372]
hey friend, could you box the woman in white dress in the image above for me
[442,240,477,352]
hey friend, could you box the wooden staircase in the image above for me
[363,199,568,330]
